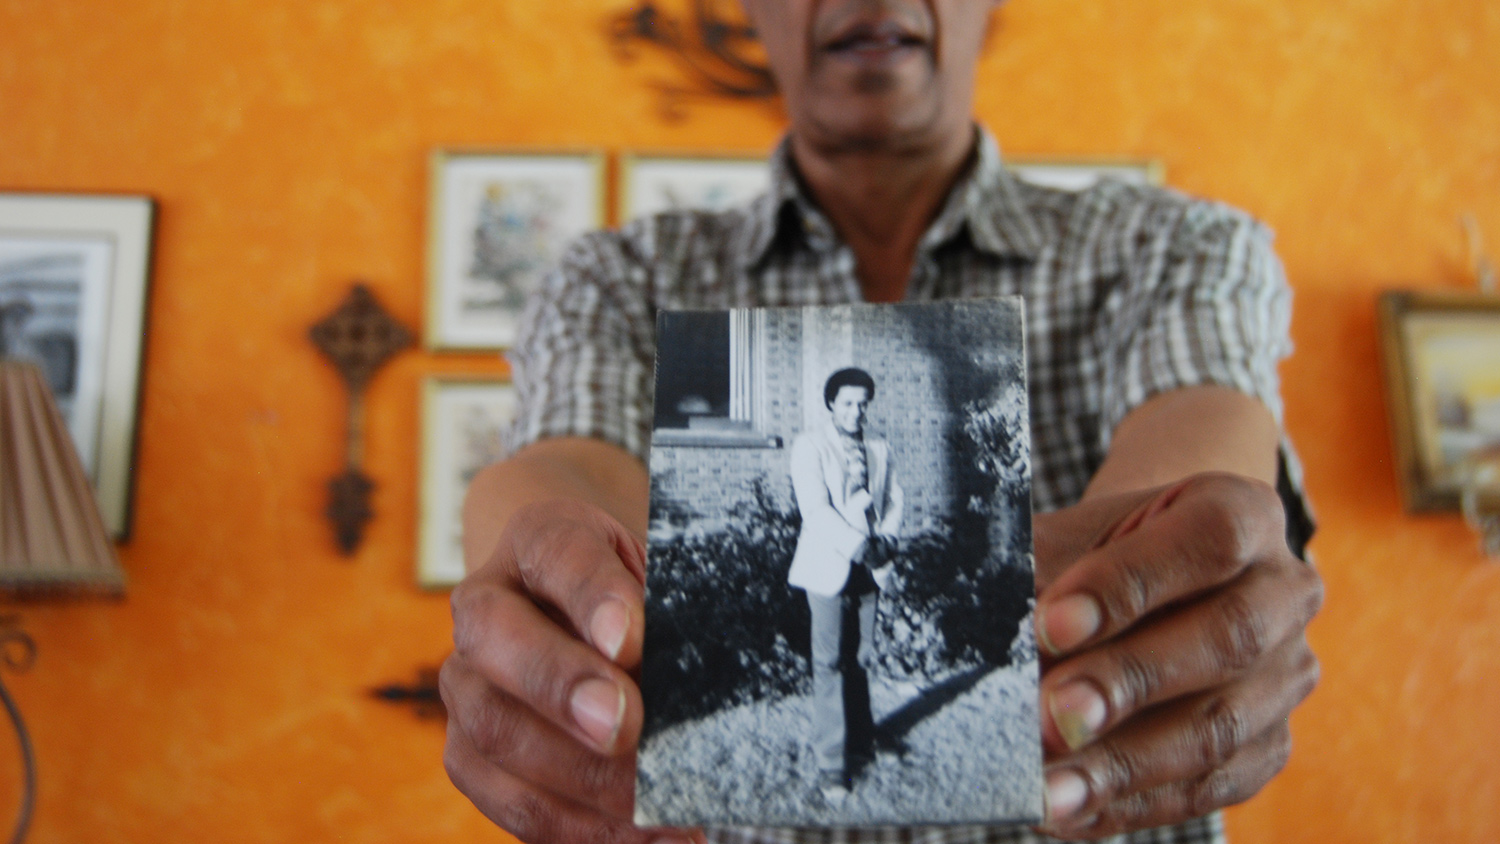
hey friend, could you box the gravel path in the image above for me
[636,658,1044,829]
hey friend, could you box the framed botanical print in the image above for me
[619,153,771,224]
[418,376,517,588]
[426,150,605,351]
[1380,290,1500,511]
[616,153,1163,226]
[0,193,155,538]
[1007,158,1165,190]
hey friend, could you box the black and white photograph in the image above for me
[0,193,155,538]
[426,150,604,350]
[636,298,1043,829]
[417,377,517,588]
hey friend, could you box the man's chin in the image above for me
[801,93,950,154]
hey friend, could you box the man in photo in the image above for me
[787,367,904,802]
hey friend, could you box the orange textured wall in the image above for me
[0,1,1497,842]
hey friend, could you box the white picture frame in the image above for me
[0,193,155,539]
[617,152,1163,225]
[620,153,771,223]
[1007,158,1165,191]
[427,150,605,351]
[418,376,517,589]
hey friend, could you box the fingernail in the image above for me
[569,678,624,749]
[1039,593,1102,655]
[590,598,630,661]
[1049,679,1108,750]
[1045,768,1089,825]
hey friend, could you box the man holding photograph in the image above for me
[441,1,1322,843]
[787,367,904,802]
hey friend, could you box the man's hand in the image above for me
[440,498,700,844]
[869,533,899,560]
[1032,472,1323,838]
[848,488,874,513]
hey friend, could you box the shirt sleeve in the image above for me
[1097,193,1316,560]
[1098,196,1294,445]
[506,232,656,465]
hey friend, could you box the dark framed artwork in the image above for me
[0,193,155,538]
[1379,290,1500,511]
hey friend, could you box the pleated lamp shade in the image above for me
[0,360,124,596]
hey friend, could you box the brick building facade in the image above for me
[649,301,1028,542]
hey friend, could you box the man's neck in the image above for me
[790,126,978,303]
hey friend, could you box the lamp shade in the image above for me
[0,360,123,595]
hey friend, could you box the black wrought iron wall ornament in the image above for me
[0,616,36,844]
[309,283,414,556]
[609,0,777,117]
[369,665,445,720]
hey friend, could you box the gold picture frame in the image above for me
[1379,290,1500,511]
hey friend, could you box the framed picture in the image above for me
[0,193,155,539]
[418,376,517,588]
[617,153,1161,225]
[1380,290,1500,511]
[1007,158,1165,191]
[426,150,605,351]
[619,153,770,223]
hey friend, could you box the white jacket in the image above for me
[786,420,904,597]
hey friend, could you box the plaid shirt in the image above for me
[509,129,1303,844]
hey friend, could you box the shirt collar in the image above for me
[824,418,865,446]
[925,128,1048,259]
[740,126,1047,269]
[738,138,840,267]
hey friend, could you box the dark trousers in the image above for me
[805,564,878,776]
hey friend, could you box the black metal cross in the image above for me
[309,283,413,555]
